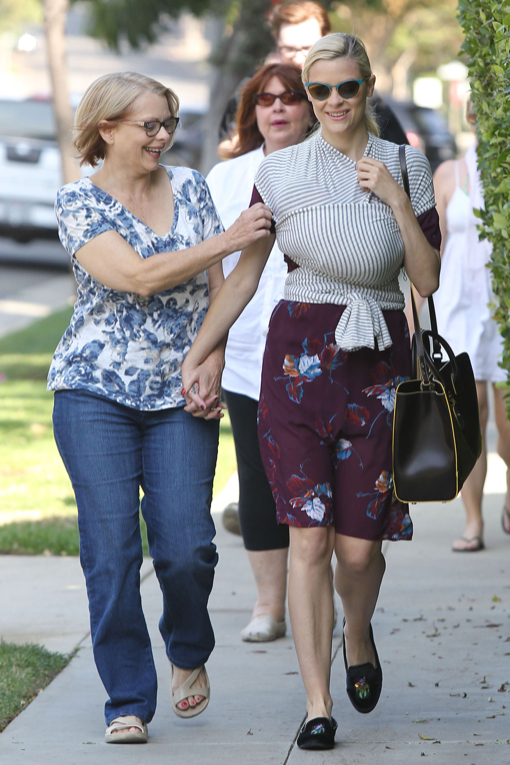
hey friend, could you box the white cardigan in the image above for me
[206,146,288,400]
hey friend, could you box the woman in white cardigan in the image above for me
[206,63,315,642]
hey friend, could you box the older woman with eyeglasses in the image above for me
[183,34,440,748]
[207,63,315,644]
[47,71,272,744]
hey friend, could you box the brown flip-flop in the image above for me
[452,535,485,552]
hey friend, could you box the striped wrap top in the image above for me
[254,132,436,352]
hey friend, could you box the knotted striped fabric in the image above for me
[254,131,434,352]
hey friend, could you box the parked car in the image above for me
[0,97,66,242]
[380,96,457,172]
[0,97,205,244]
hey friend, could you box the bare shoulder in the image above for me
[433,160,455,184]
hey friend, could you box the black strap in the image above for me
[399,145,442,363]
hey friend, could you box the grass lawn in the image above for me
[0,641,72,732]
[0,308,237,555]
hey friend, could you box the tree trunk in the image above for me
[201,2,274,175]
[43,0,80,184]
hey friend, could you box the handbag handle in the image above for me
[399,145,443,367]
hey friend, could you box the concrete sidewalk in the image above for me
[1,484,510,764]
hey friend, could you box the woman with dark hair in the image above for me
[207,63,315,642]
[184,33,440,748]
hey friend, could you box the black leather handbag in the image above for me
[392,146,482,503]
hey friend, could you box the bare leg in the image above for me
[453,381,488,550]
[493,385,510,532]
[288,526,336,721]
[247,548,288,622]
[334,535,385,667]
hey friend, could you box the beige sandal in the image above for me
[171,665,210,718]
[105,715,148,744]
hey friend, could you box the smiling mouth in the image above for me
[144,147,164,156]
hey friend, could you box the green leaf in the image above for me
[493,212,509,229]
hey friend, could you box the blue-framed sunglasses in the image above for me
[305,78,365,101]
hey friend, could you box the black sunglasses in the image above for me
[120,118,180,137]
[305,79,365,101]
[253,90,306,107]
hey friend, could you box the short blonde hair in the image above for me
[73,72,179,167]
[302,33,379,137]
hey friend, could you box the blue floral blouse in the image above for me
[47,166,224,410]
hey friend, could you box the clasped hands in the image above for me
[182,350,225,420]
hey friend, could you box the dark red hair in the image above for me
[223,63,314,159]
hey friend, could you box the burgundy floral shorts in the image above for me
[257,301,413,541]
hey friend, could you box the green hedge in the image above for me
[457,2,510,382]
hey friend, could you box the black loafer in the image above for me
[296,716,338,750]
[343,622,382,714]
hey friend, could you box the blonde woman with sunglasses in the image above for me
[47,71,272,744]
[182,34,440,748]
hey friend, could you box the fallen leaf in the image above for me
[385,746,394,749]
[493,595,502,602]
[284,672,298,675]
[408,681,415,687]
[413,719,429,723]
[247,730,253,736]
[418,734,435,740]
[489,696,494,702]
[251,650,267,654]
[498,683,508,693]
[495,739,510,744]
[435,682,440,687]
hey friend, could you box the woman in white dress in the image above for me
[207,63,315,642]
[432,104,510,550]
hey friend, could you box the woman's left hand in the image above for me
[357,158,406,208]
[182,349,226,420]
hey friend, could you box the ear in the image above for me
[98,120,115,145]
[366,75,376,99]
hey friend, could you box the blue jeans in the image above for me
[53,390,219,725]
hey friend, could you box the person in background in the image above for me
[208,63,315,642]
[48,71,272,743]
[429,101,510,551]
[183,33,440,749]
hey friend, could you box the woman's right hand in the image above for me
[223,203,273,253]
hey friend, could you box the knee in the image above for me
[155,539,218,580]
[337,543,383,578]
[290,528,334,568]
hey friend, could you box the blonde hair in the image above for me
[73,72,180,167]
[302,33,379,137]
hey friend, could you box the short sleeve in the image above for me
[417,208,441,250]
[55,185,113,257]
[404,145,436,218]
[250,185,276,233]
[191,170,225,242]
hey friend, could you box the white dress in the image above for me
[433,159,505,382]
[206,147,288,401]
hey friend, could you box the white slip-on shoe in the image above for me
[240,614,286,642]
